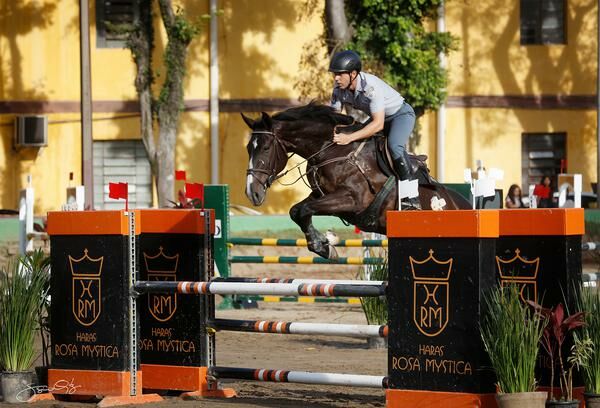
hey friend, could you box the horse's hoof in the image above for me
[401,199,421,211]
[327,245,339,260]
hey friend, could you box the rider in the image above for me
[329,50,420,209]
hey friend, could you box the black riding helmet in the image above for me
[329,50,361,73]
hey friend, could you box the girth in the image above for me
[307,140,377,196]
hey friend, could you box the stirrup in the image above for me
[401,197,421,211]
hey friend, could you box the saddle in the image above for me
[373,136,434,185]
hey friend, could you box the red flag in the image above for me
[108,182,129,211]
[109,182,128,199]
[185,183,204,201]
[354,226,361,234]
[175,170,187,181]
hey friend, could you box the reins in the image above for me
[247,127,373,192]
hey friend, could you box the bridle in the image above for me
[246,129,338,191]
[246,130,289,190]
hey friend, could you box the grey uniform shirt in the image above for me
[330,72,404,118]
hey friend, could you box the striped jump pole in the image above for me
[134,281,386,297]
[230,256,385,265]
[582,242,600,251]
[212,319,388,338]
[209,366,389,389]
[213,277,385,286]
[229,237,388,248]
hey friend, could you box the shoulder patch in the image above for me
[365,85,375,99]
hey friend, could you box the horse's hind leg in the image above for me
[289,192,356,259]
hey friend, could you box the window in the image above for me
[520,0,566,45]
[96,0,137,48]
[521,132,566,194]
[93,140,153,209]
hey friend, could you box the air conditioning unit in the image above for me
[14,115,48,148]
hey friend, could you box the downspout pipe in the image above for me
[437,1,446,183]
[210,0,219,184]
[80,0,94,208]
[596,0,600,207]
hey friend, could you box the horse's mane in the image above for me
[273,101,353,125]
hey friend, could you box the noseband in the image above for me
[246,130,288,190]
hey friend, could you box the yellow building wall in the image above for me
[445,0,597,95]
[443,109,597,194]
[0,0,323,214]
[439,0,598,193]
[207,0,324,213]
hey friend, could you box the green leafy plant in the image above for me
[576,287,600,393]
[346,0,458,117]
[0,252,50,372]
[359,248,387,325]
[481,284,546,393]
[567,337,593,398]
[170,189,203,209]
[528,301,586,402]
[19,250,51,368]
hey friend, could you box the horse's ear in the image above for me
[261,112,272,129]
[240,113,255,129]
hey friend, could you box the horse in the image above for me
[242,102,471,259]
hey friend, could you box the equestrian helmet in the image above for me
[329,50,362,73]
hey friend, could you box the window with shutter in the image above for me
[521,132,566,194]
[93,140,153,209]
[520,0,566,45]
[96,0,138,48]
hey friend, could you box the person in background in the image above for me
[505,184,527,208]
[533,175,554,208]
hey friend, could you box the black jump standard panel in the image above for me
[47,210,141,397]
[497,208,584,392]
[137,209,214,392]
[385,210,499,407]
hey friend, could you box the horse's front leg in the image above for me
[289,192,356,259]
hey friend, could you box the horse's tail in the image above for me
[443,188,472,209]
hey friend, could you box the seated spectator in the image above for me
[505,184,527,208]
[533,175,554,208]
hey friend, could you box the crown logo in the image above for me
[70,249,103,327]
[410,249,453,338]
[144,247,179,322]
[496,249,539,280]
[496,249,539,303]
[143,247,179,275]
[410,250,453,281]
[69,249,103,277]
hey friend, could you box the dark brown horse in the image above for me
[242,102,470,259]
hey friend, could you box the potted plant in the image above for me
[527,301,586,407]
[358,247,387,349]
[0,252,50,403]
[19,250,51,386]
[577,287,600,407]
[481,284,547,408]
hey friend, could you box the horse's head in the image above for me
[241,112,288,206]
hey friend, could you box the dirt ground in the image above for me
[4,303,387,408]
[0,241,387,408]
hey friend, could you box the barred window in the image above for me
[521,132,566,193]
[93,140,152,209]
[96,0,137,48]
[520,0,566,45]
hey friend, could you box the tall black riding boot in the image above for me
[392,155,421,210]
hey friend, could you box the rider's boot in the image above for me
[392,153,421,210]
